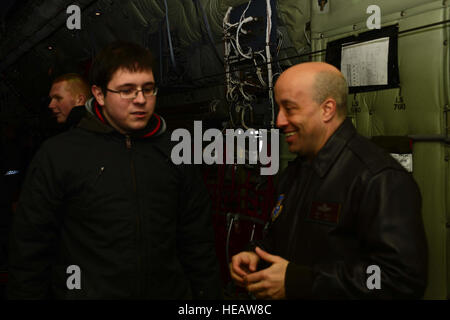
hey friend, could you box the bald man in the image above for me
[230,62,427,299]
[48,73,90,124]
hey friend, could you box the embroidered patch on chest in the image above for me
[307,201,341,224]
[271,194,285,222]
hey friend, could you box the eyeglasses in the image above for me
[106,86,158,100]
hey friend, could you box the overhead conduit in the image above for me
[0,0,98,73]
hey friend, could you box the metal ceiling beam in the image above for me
[0,0,99,73]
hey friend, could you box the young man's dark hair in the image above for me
[89,41,156,95]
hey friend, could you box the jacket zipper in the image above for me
[286,166,314,259]
[126,135,143,298]
[93,166,104,186]
[126,136,137,192]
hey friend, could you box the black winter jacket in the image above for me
[8,109,222,299]
[255,119,428,299]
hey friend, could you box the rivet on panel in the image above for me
[444,40,448,46]
[319,33,324,39]
[400,11,406,17]
[353,24,357,30]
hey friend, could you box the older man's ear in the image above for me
[321,98,338,123]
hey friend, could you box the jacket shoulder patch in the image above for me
[271,194,285,222]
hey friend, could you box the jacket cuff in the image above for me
[285,262,314,299]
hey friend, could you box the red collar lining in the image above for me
[93,100,161,138]
[94,101,106,123]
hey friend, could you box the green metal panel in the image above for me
[311,0,441,38]
[277,0,310,56]
[446,145,450,299]
[310,0,437,35]
[348,5,447,137]
[413,142,448,299]
[311,1,448,137]
[308,0,450,299]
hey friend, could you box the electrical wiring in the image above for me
[255,50,267,62]
[241,108,249,129]
[275,30,284,75]
[239,83,252,101]
[249,223,256,242]
[163,0,176,69]
[209,99,219,113]
[304,23,311,45]
[224,3,256,107]
[243,80,263,89]
[236,25,252,59]
[235,0,254,60]
[253,51,267,87]
[226,85,238,102]
[224,5,236,114]
[166,48,328,86]
[224,21,239,29]
[265,1,271,47]
[225,213,235,265]
[224,11,233,109]
[223,0,276,129]
[227,36,240,60]
[272,72,281,81]
[276,29,283,56]
[223,6,233,30]
[265,0,275,127]
[253,59,267,87]
[240,103,254,129]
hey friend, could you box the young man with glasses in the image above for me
[8,42,222,299]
